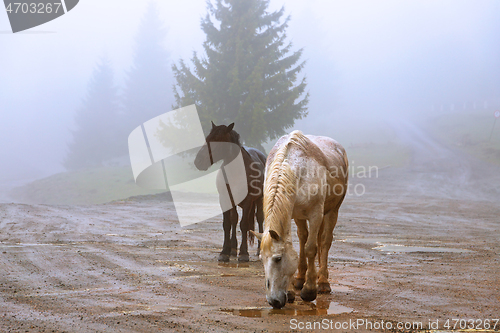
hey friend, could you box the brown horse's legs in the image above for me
[219,208,237,261]
[230,208,238,257]
[256,196,264,256]
[238,203,255,262]
[219,210,232,261]
[317,210,338,293]
[301,207,323,302]
[294,219,308,290]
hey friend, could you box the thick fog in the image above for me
[1,0,499,192]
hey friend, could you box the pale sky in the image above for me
[1,0,499,181]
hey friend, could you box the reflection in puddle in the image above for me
[218,262,250,268]
[156,260,261,278]
[222,300,353,317]
[375,244,472,253]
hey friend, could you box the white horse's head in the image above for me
[254,229,298,309]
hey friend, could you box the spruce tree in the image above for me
[64,57,120,170]
[122,2,175,142]
[173,0,308,150]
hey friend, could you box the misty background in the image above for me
[1,0,499,203]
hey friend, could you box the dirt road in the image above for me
[1,123,499,332]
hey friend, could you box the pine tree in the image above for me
[173,0,309,150]
[122,2,175,140]
[64,57,120,170]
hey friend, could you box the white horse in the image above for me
[253,130,348,309]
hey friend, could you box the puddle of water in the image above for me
[157,260,213,267]
[156,260,261,278]
[106,232,163,236]
[341,237,399,244]
[168,274,221,280]
[218,262,250,268]
[374,244,472,253]
[149,304,194,312]
[157,260,255,269]
[222,301,353,317]
[180,229,204,234]
[157,260,214,266]
[152,246,219,253]
[341,237,472,254]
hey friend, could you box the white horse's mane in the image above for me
[262,131,310,250]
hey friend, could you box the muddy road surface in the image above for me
[1,123,499,332]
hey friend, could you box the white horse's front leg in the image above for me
[294,219,308,290]
[301,206,324,302]
[287,279,296,303]
[317,209,338,293]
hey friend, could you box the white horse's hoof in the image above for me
[318,282,331,294]
[300,288,317,302]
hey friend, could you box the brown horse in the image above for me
[194,122,266,262]
[253,130,348,308]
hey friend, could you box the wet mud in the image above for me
[1,124,499,332]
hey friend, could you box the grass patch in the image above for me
[11,151,225,205]
[11,166,167,205]
[11,157,225,205]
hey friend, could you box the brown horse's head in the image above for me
[254,230,298,309]
[194,122,241,171]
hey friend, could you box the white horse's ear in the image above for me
[227,123,234,132]
[250,230,263,241]
[269,230,280,241]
